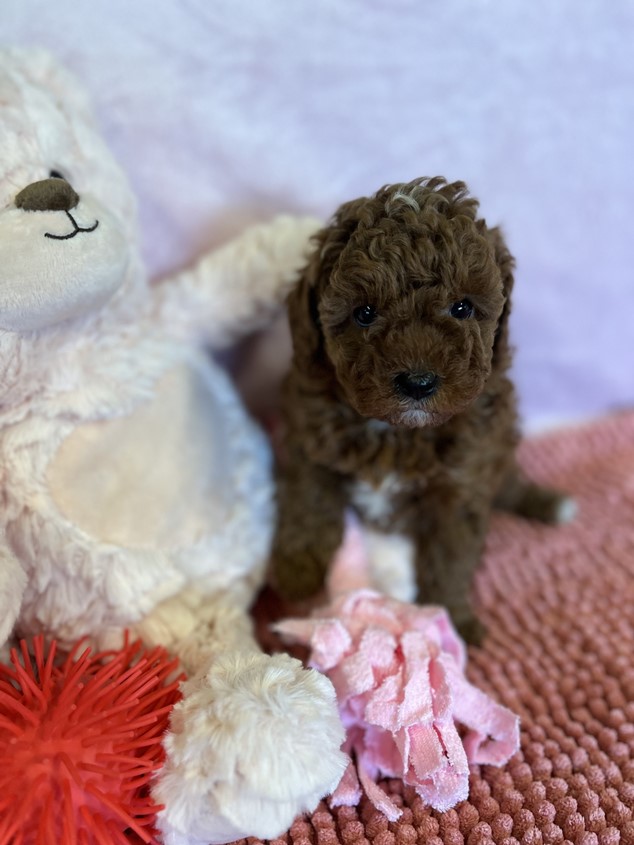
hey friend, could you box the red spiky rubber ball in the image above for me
[0,636,183,845]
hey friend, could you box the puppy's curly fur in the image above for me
[271,177,572,641]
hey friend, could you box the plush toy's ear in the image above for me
[1,47,95,124]
[486,225,515,370]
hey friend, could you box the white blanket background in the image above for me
[4,0,633,429]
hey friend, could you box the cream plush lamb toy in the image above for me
[0,48,347,843]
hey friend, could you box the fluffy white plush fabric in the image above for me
[157,651,344,844]
[0,48,346,843]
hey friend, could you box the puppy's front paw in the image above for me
[455,614,486,646]
[154,651,347,845]
[270,545,330,601]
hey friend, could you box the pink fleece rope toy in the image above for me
[276,516,520,821]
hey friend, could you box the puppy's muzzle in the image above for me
[394,371,440,401]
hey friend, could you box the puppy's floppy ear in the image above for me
[286,228,329,372]
[287,197,366,372]
[486,225,515,370]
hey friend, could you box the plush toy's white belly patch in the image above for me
[47,362,232,550]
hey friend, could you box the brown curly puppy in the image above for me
[271,177,574,641]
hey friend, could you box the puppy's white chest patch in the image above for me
[351,472,403,522]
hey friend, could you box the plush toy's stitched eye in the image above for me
[353,305,378,327]
[450,299,474,320]
[49,170,67,180]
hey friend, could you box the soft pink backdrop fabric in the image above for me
[4,0,633,429]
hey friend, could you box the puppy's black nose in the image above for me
[394,371,440,400]
[15,178,79,212]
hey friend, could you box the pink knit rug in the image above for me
[252,410,634,845]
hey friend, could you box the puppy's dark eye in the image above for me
[49,170,67,180]
[450,299,474,320]
[353,305,378,327]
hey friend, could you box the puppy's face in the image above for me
[312,184,507,428]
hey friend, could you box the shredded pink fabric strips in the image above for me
[276,517,519,821]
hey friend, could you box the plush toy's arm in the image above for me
[154,215,320,348]
[0,537,26,647]
[131,586,262,675]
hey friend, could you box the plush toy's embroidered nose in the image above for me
[15,178,80,212]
